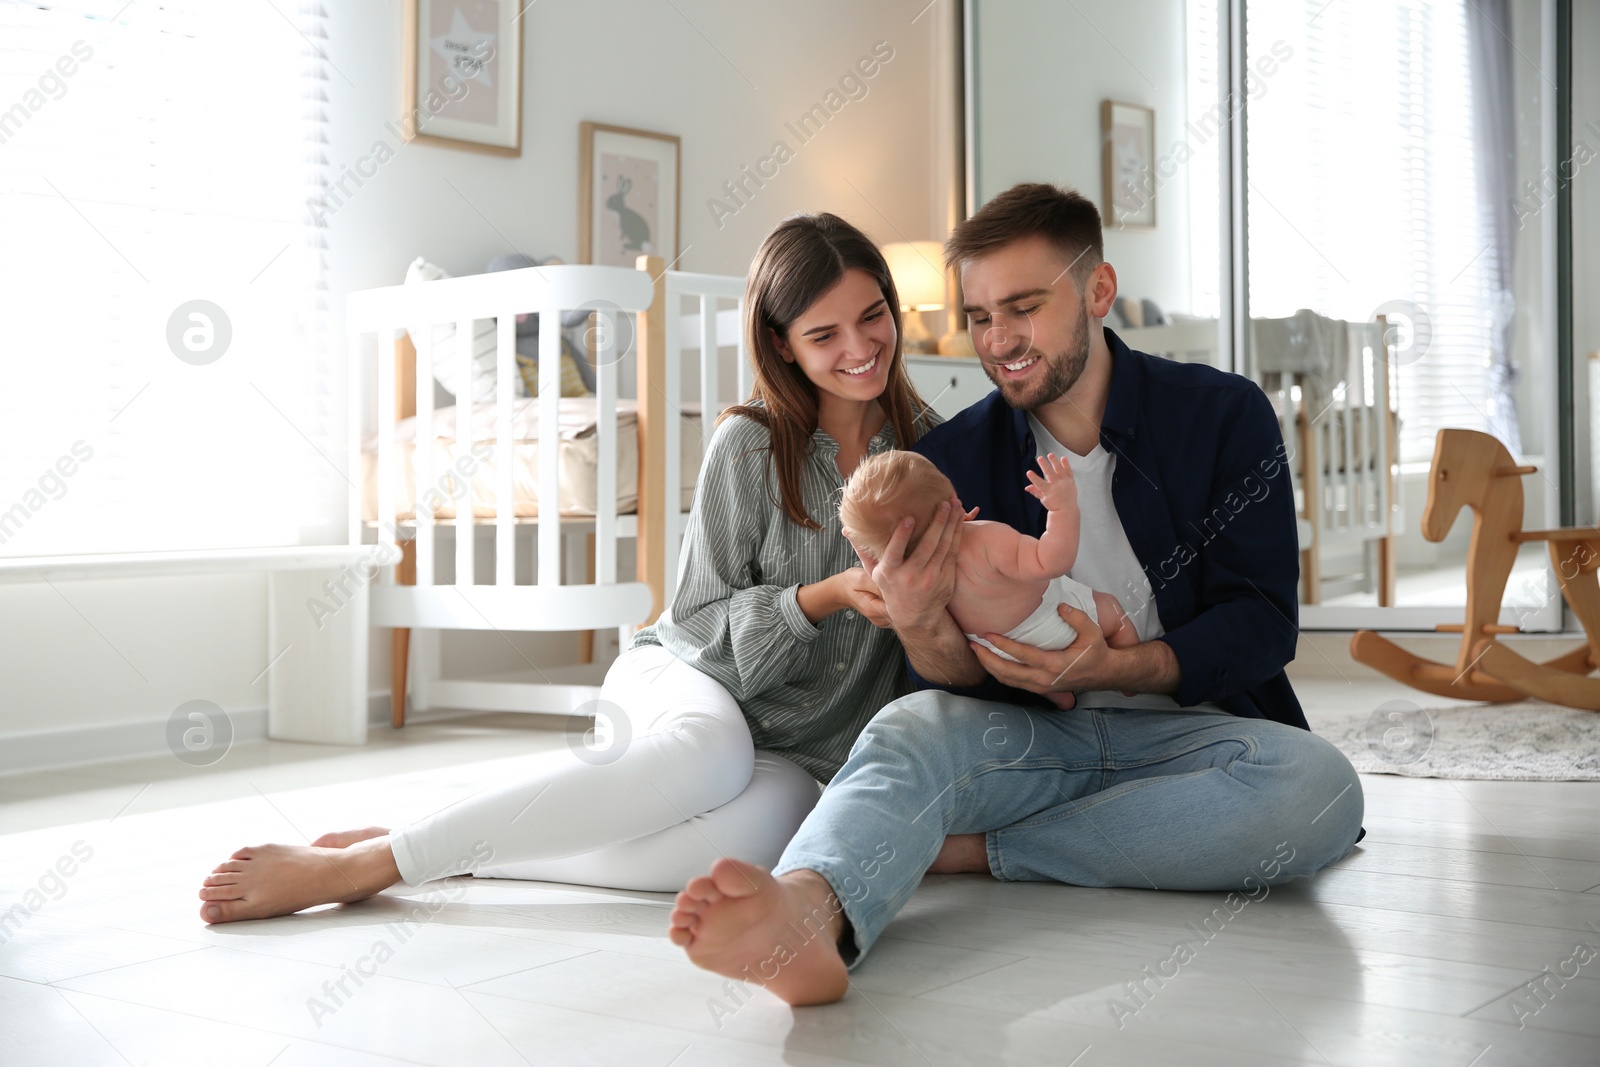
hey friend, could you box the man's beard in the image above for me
[986,300,1091,411]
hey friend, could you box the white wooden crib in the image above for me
[347,255,747,725]
[1122,315,1398,606]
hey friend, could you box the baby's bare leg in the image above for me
[1094,591,1139,650]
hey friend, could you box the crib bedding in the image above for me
[362,397,706,521]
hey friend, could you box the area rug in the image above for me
[1315,700,1600,780]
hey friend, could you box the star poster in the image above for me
[405,0,521,153]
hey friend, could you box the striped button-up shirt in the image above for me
[633,409,931,782]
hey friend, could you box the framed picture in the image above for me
[580,122,681,268]
[402,0,522,155]
[1101,100,1156,229]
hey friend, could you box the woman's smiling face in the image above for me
[773,267,897,405]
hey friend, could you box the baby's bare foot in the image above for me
[311,826,390,849]
[667,858,849,1006]
[197,837,400,924]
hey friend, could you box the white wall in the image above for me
[323,0,940,290]
[971,0,1194,314]
[0,0,945,753]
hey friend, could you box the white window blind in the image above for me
[0,0,334,557]
[1242,0,1496,464]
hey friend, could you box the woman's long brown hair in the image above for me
[722,213,931,530]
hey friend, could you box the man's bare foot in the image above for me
[927,833,992,875]
[668,858,849,1006]
[198,836,401,924]
[310,826,390,849]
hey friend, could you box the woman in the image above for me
[197,213,936,922]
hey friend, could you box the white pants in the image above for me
[387,645,823,892]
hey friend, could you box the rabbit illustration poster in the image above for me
[402,0,522,154]
[1100,99,1155,229]
[581,123,680,267]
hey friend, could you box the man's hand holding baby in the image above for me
[847,496,966,633]
[974,604,1112,699]
[974,603,1182,705]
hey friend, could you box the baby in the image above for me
[841,450,1136,705]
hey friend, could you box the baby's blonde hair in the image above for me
[839,450,956,559]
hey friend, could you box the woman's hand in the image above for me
[834,567,892,628]
[797,568,891,627]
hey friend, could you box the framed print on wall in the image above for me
[580,122,680,268]
[402,0,522,155]
[1101,100,1156,229]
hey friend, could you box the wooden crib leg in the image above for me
[1301,546,1320,606]
[1377,534,1396,607]
[391,629,409,728]
[579,532,597,664]
[391,538,417,728]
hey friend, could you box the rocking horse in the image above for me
[1349,428,1600,710]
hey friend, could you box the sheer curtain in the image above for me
[1466,0,1523,456]
[0,0,333,557]
[1241,0,1505,464]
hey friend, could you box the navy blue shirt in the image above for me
[910,326,1309,731]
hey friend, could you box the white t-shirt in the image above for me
[1029,415,1224,713]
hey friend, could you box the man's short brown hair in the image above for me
[944,182,1103,281]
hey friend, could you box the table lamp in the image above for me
[882,241,946,355]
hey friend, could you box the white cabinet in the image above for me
[904,355,994,421]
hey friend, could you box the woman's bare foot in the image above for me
[927,833,992,875]
[198,836,401,924]
[310,826,390,849]
[668,858,849,1006]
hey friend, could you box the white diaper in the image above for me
[967,574,1100,662]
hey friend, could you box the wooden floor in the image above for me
[3,675,1598,1066]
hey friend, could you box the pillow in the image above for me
[1110,295,1168,330]
[404,257,499,404]
[404,257,593,402]
[516,347,591,398]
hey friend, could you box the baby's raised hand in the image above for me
[1024,453,1077,513]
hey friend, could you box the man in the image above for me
[667,183,1363,1006]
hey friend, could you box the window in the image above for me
[1242,0,1499,464]
[0,0,333,556]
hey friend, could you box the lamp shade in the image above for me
[882,241,946,311]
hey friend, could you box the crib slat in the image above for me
[495,312,515,586]
[1340,333,1356,531]
[537,307,561,588]
[699,295,717,436]
[455,318,476,586]
[663,289,683,608]
[738,313,752,402]
[1374,322,1393,527]
[347,328,362,550]
[1354,334,1373,526]
[377,329,398,575]
[415,330,435,587]
[596,309,618,586]
[1317,405,1332,533]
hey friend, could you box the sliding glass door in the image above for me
[1238,0,1562,630]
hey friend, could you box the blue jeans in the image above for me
[773,692,1364,966]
